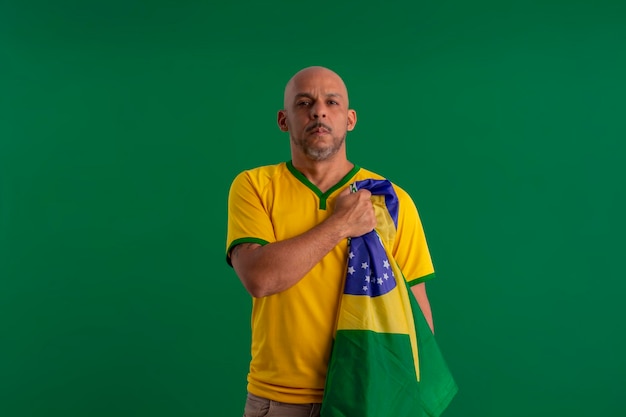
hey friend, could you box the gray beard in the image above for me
[292,133,346,161]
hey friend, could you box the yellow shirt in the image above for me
[226,161,435,403]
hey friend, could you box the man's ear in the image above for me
[347,109,357,131]
[277,110,288,132]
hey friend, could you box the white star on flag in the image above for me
[348,266,356,275]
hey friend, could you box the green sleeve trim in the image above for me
[225,237,270,266]
[407,272,436,287]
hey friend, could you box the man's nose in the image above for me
[310,102,326,118]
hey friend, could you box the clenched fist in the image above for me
[331,187,378,238]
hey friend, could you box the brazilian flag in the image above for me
[321,179,457,417]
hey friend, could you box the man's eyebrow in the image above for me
[294,93,313,100]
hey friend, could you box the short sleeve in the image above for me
[225,170,277,265]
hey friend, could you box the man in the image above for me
[226,66,436,417]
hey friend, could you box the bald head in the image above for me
[277,65,357,162]
[283,66,350,109]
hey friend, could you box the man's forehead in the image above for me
[285,74,348,105]
[285,88,347,108]
[293,91,344,98]
[291,73,345,89]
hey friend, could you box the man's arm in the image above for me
[231,188,376,298]
[411,283,434,333]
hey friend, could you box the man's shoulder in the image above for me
[354,166,385,181]
[232,162,287,185]
[231,162,287,191]
[355,167,412,200]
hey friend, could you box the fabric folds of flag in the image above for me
[321,179,457,417]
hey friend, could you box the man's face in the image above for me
[278,68,357,161]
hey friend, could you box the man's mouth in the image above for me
[307,123,332,134]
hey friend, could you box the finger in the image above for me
[339,187,352,196]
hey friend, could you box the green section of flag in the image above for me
[322,281,457,417]
[408,282,458,417]
[322,330,422,417]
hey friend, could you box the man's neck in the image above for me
[291,157,355,193]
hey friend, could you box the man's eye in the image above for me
[328,100,338,105]
[297,101,311,106]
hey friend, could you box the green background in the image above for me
[1,0,625,416]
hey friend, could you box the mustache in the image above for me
[306,122,332,132]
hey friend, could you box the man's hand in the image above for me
[331,187,377,238]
